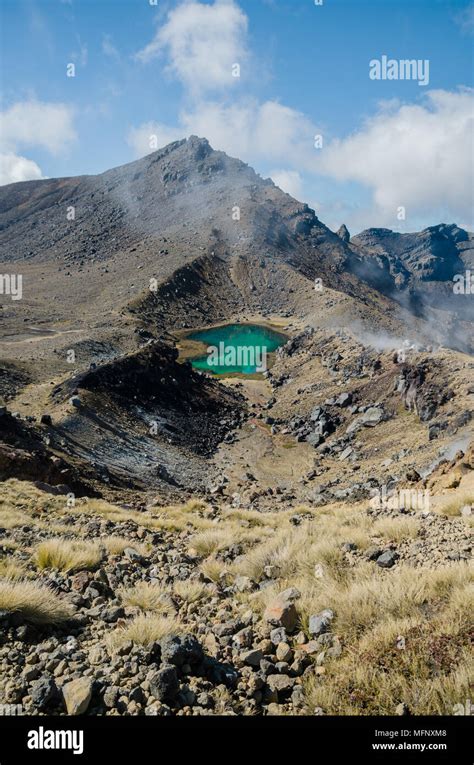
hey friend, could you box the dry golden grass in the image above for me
[101,535,149,557]
[0,539,20,551]
[304,603,473,716]
[221,494,473,715]
[173,580,211,603]
[0,578,74,624]
[1,477,472,715]
[230,521,347,583]
[200,556,229,583]
[437,493,474,518]
[294,563,473,638]
[0,507,31,529]
[79,497,214,533]
[119,581,174,613]
[0,559,28,579]
[34,538,102,572]
[372,516,420,542]
[189,529,234,557]
[106,613,181,651]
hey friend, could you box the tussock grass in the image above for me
[437,493,474,518]
[304,614,472,716]
[231,523,347,584]
[34,538,102,572]
[0,539,20,551]
[200,556,228,583]
[102,535,149,557]
[0,507,31,529]
[79,497,214,533]
[295,562,473,638]
[173,580,211,603]
[119,581,174,613]
[222,507,294,528]
[106,613,181,650]
[0,578,74,624]
[372,516,420,542]
[0,559,28,579]
[2,477,472,716]
[189,526,269,558]
[189,529,235,557]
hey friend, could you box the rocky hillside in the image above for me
[0,470,472,717]
[350,225,474,350]
[0,137,472,718]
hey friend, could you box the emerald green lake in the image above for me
[188,324,287,375]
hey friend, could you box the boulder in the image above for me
[30,676,58,710]
[160,634,204,668]
[264,594,298,631]
[149,665,179,703]
[308,609,334,637]
[267,674,296,696]
[376,550,398,568]
[62,677,93,715]
[346,406,385,434]
[241,649,264,667]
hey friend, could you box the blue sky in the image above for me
[1,0,473,233]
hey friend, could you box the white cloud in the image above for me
[135,0,248,95]
[131,2,316,181]
[0,100,76,155]
[0,153,44,185]
[0,100,76,187]
[130,0,472,232]
[127,121,185,157]
[129,88,473,231]
[318,89,474,228]
[269,169,303,199]
[128,99,317,172]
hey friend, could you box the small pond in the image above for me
[184,323,287,376]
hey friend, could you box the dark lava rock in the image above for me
[160,634,204,669]
[30,676,59,710]
[149,665,179,703]
[376,550,399,568]
[365,546,384,561]
[308,609,334,637]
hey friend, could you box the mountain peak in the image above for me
[336,224,350,242]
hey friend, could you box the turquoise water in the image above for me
[188,324,287,375]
